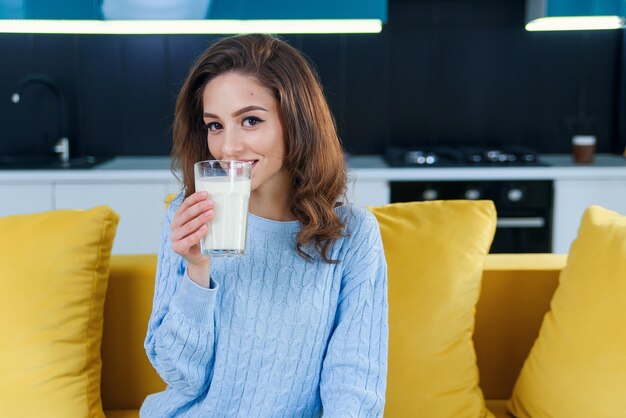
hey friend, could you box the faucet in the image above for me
[11,73,70,164]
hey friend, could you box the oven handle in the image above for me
[496,217,545,228]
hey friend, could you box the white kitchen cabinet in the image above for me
[346,176,390,207]
[553,179,626,253]
[0,184,53,217]
[55,182,177,254]
[2,154,625,255]
[0,175,388,254]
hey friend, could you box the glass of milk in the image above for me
[194,160,252,256]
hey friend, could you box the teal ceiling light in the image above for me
[0,0,387,34]
[526,0,625,31]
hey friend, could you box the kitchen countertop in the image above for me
[350,154,626,181]
[0,154,625,183]
[0,157,176,183]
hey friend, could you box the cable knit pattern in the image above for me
[141,194,388,417]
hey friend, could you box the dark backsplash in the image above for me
[0,0,623,158]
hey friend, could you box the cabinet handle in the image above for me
[496,217,545,228]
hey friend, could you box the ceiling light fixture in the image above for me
[0,19,383,34]
[526,15,624,31]
[525,0,625,31]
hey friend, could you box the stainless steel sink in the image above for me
[0,155,109,170]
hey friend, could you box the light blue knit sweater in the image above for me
[141,194,388,417]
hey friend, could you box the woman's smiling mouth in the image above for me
[244,160,258,169]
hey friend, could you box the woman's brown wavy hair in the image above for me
[172,34,347,263]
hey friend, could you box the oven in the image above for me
[389,180,553,253]
[385,146,553,253]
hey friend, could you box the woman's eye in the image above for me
[204,121,222,131]
[243,116,264,127]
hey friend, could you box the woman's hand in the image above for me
[171,191,215,287]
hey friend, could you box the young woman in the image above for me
[142,34,388,417]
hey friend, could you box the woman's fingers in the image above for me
[172,224,209,256]
[173,191,206,219]
[177,191,207,211]
[170,192,216,258]
[171,208,214,242]
[172,194,213,231]
[172,192,212,227]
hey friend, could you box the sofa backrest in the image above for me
[101,255,164,410]
[100,253,566,409]
[475,254,564,399]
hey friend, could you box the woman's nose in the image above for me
[221,129,245,157]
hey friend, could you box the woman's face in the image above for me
[202,72,287,194]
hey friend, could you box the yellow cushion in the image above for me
[369,200,497,418]
[0,206,119,418]
[508,205,626,418]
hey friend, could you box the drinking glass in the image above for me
[194,160,252,256]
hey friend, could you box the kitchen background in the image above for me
[0,0,624,159]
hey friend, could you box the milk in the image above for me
[196,176,251,255]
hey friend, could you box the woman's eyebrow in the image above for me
[233,105,268,117]
[203,105,268,119]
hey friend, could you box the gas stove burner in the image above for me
[386,146,544,167]
[405,150,438,166]
[464,146,539,165]
[386,147,465,167]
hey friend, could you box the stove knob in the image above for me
[465,188,481,200]
[468,153,482,164]
[425,154,437,165]
[422,188,439,201]
[486,150,501,162]
[507,188,524,202]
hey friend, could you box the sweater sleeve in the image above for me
[144,195,219,398]
[320,211,389,417]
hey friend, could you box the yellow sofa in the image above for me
[101,252,566,418]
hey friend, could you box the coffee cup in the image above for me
[572,135,596,164]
